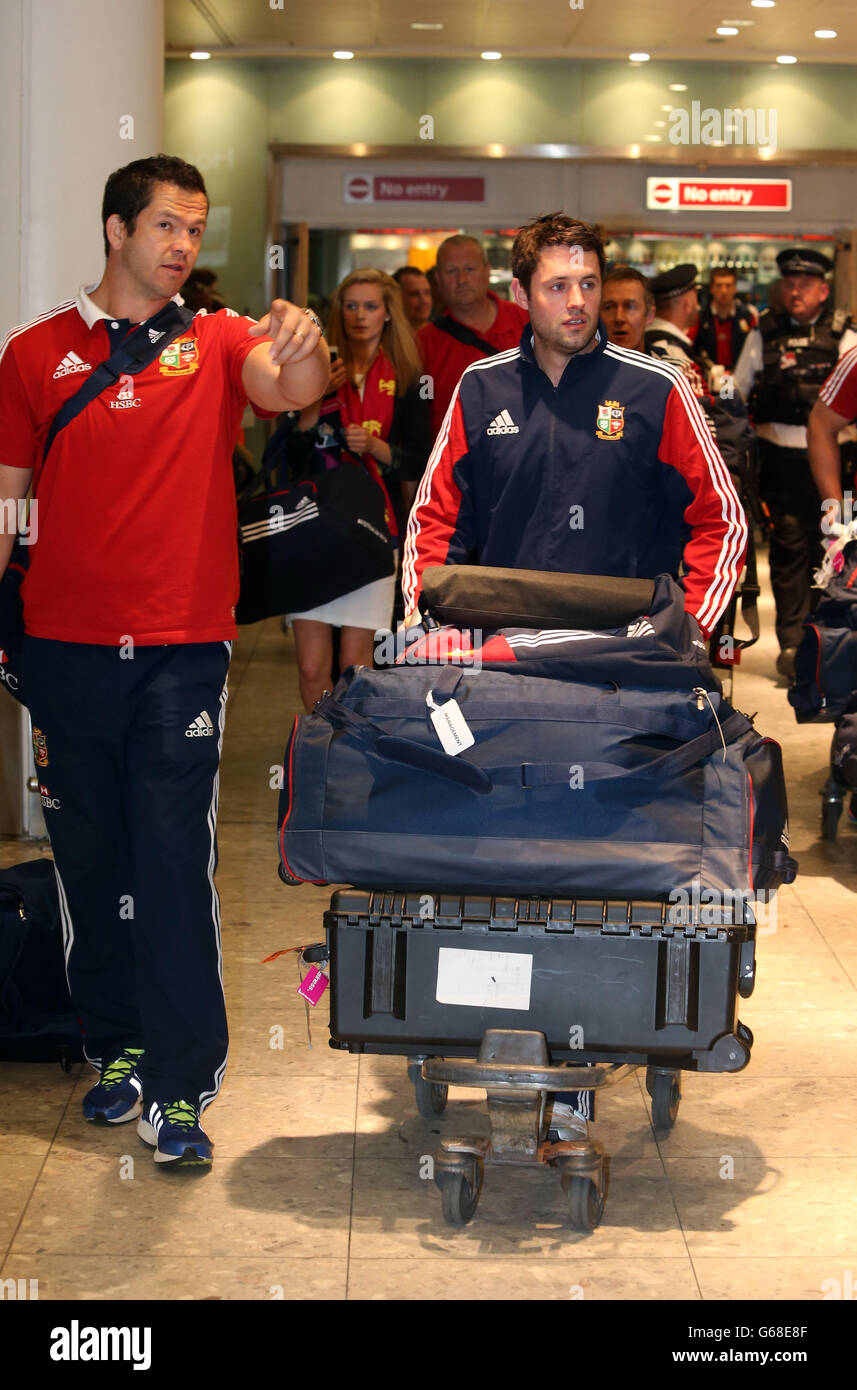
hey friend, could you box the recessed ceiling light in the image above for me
[814,30,837,39]
[481,51,502,60]
[669,83,688,91]
[722,17,755,24]
[333,51,354,60]
[660,104,673,111]
[644,134,662,142]
[751,1,775,7]
[629,52,650,62]
[189,51,210,60]
[410,22,444,29]
[776,54,797,63]
[717,27,739,35]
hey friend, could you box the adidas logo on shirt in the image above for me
[486,409,519,435]
[185,711,215,738]
[53,350,92,379]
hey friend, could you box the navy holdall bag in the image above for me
[278,578,796,898]
[789,535,857,723]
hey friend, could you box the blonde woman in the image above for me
[289,269,432,711]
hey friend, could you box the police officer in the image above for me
[646,265,759,682]
[734,248,857,677]
[645,264,709,396]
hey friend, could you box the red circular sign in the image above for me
[346,175,371,201]
[652,183,673,204]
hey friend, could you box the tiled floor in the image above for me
[1,556,856,1301]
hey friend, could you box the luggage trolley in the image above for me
[313,888,757,1232]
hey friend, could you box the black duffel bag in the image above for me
[236,429,395,625]
[0,859,85,1067]
[0,541,28,705]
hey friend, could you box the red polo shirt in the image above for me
[418,292,530,436]
[0,288,274,646]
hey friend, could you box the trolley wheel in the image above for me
[278,862,303,885]
[736,1020,754,1048]
[411,1071,448,1118]
[648,1069,681,1131]
[439,1168,480,1226]
[565,1176,604,1232]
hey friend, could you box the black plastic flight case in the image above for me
[325,889,756,1070]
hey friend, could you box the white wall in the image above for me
[1,0,165,330]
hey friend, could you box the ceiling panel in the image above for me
[165,0,857,61]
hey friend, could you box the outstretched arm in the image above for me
[243,299,329,412]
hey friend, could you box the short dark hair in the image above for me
[511,214,605,294]
[393,266,429,285]
[710,266,737,284]
[101,155,208,257]
[602,264,654,311]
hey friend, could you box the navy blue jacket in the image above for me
[402,324,747,636]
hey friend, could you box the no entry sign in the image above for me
[344,174,486,204]
[646,177,792,212]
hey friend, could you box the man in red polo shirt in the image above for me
[418,234,530,436]
[0,155,328,1168]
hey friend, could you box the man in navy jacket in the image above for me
[403,214,747,639]
[402,213,747,1141]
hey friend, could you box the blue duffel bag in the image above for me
[789,535,857,723]
[278,658,796,900]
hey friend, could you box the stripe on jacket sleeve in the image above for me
[604,344,747,635]
[819,345,857,411]
[401,348,521,615]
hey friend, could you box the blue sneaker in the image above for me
[137,1100,213,1168]
[82,1048,144,1124]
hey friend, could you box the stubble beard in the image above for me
[541,317,598,360]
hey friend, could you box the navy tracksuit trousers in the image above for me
[24,637,230,1111]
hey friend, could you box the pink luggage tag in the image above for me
[297,966,329,1007]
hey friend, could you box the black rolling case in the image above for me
[324,889,756,1073]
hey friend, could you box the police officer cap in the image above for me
[776,247,833,279]
[650,263,699,300]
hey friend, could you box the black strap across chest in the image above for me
[432,314,501,358]
[43,301,196,460]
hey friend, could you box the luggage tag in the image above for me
[426,688,475,756]
[297,966,329,1007]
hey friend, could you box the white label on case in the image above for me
[429,698,475,756]
[435,947,533,1011]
